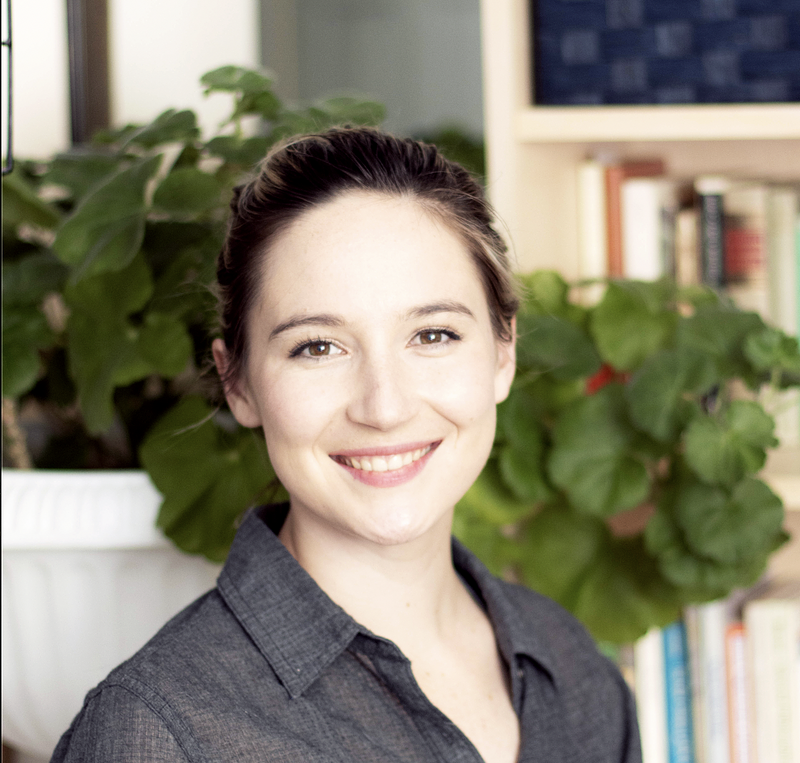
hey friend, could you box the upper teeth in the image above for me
[340,445,432,473]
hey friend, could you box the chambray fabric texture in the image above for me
[51,504,642,763]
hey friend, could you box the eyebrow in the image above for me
[405,301,476,321]
[269,301,476,340]
[269,314,344,340]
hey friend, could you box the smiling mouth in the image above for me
[332,443,437,473]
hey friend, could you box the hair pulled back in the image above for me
[217,126,518,388]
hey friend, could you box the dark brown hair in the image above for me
[216,126,518,388]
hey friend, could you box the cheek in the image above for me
[254,371,344,450]
[425,351,500,427]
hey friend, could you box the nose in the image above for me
[346,351,419,431]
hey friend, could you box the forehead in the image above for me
[252,191,487,323]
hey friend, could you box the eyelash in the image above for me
[288,327,463,359]
[412,327,462,346]
[288,337,341,358]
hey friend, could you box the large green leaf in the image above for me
[152,167,222,215]
[645,497,784,598]
[140,397,279,561]
[2,170,62,233]
[53,156,161,279]
[205,136,271,166]
[458,460,536,525]
[744,327,800,378]
[2,252,69,307]
[570,538,682,643]
[452,504,522,576]
[1,305,54,397]
[496,389,555,502]
[516,313,601,381]
[232,91,282,121]
[127,109,200,149]
[676,307,766,381]
[200,66,273,94]
[674,477,785,566]
[547,386,650,516]
[45,150,122,201]
[2,253,69,397]
[135,312,193,377]
[64,256,189,433]
[626,347,717,442]
[684,401,778,486]
[517,505,607,606]
[517,270,587,324]
[590,281,676,371]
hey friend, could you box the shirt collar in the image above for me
[451,536,557,683]
[217,505,556,698]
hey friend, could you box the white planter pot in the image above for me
[2,470,222,760]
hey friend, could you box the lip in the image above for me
[331,441,436,458]
[331,440,441,488]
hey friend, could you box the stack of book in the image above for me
[629,584,800,763]
[577,156,800,445]
[577,157,799,333]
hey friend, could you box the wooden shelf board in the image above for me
[516,104,800,143]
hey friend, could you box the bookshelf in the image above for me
[479,0,800,516]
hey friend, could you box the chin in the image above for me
[354,504,448,547]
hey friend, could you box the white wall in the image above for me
[6,0,71,159]
[109,0,260,139]
[294,0,483,137]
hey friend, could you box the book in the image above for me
[577,158,608,302]
[606,159,665,278]
[744,595,800,763]
[768,186,800,335]
[635,627,669,763]
[725,623,755,763]
[685,602,730,763]
[723,183,771,318]
[621,177,679,281]
[694,177,730,290]
[767,186,800,448]
[674,207,700,288]
[663,621,696,763]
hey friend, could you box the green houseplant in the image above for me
[455,271,800,643]
[3,68,798,644]
[2,66,385,562]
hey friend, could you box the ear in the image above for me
[212,338,263,428]
[494,315,517,404]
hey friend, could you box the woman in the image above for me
[52,127,641,762]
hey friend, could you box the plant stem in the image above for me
[2,398,33,469]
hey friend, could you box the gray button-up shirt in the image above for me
[51,504,642,762]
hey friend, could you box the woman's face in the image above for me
[217,192,515,548]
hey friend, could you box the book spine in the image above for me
[636,627,669,763]
[685,607,708,763]
[745,599,800,763]
[697,192,726,289]
[700,603,731,763]
[577,159,608,303]
[606,165,626,279]
[726,623,753,763]
[664,621,696,763]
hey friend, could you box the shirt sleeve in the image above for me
[50,685,190,763]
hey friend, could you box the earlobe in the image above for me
[211,338,263,428]
[494,316,517,404]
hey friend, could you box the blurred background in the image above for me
[8,0,484,160]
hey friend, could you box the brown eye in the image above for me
[419,331,443,345]
[307,342,331,356]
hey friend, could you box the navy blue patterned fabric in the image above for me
[531,0,800,104]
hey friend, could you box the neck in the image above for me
[278,507,469,648]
